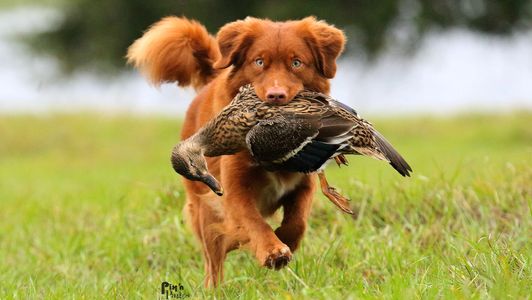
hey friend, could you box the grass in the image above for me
[0,112,530,299]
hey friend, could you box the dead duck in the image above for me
[171,84,412,214]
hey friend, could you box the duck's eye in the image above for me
[291,59,302,68]
[255,58,264,67]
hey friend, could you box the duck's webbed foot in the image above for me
[318,171,354,215]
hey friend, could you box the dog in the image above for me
[128,16,345,286]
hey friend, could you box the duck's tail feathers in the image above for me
[371,129,413,177]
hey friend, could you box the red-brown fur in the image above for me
[128,16,345,287]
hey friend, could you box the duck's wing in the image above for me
[320,96,413,177]
[247,95,361,172]
[246,115,340,173]
[282,95,357,148]
[314,113,357,147]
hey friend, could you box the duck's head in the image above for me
[171,142,223,196]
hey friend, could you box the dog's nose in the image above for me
[266,87,287,103]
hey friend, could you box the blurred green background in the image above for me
[16,0,532,73]
[0,0,531,299]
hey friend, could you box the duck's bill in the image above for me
[201,174,224,196]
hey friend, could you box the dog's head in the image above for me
[213,17,346,105]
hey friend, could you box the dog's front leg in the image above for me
[221,154,292,270]
[275,174,315,252]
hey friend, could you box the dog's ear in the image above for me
[301,17,346,78]
[213,18,256,69]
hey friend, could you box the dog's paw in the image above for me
[259,244,292,270]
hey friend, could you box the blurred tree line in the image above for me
[26,0,532,74]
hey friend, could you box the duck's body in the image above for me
[172,84,412,213]
[182,84,411,175]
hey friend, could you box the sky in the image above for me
[1,6,531,116]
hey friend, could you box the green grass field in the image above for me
[0,112,530,299]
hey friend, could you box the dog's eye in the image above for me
[291,59,302,68]
[255,58,264,67]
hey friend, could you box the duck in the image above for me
[171,84,412,214]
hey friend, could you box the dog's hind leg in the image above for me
[183,187,226,287]
[203,230,227,287]
[196,201,228,287]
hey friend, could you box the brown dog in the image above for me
[128,16,345,286]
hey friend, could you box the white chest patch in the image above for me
[256,172,305,215]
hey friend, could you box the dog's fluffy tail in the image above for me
[127,17,220,90]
